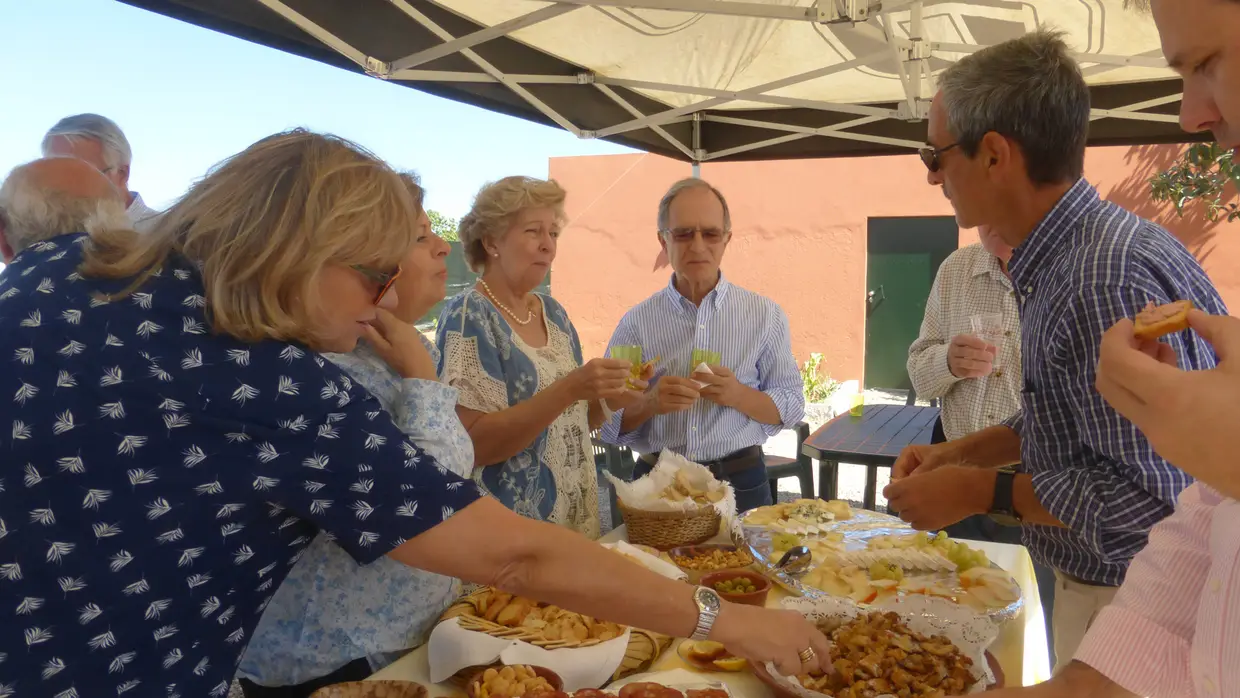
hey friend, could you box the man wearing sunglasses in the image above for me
[599,178,804,513]
[883,29,1226,669]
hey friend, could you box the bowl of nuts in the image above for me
[701,570,771,606]
[465,665,563,698]
[668,544,755,584]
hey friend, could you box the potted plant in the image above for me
[801,352,842,428]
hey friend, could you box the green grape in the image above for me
[868,562,904,582]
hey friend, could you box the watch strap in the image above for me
[989,470,1020,520]
[690,586,720,640]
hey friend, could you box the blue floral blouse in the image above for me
[0,234,482,698]
[437,290,599,538]
[238,339,476,686]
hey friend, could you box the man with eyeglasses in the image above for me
[42,113,161,231]
[882,29,1226,669]
[599,177,803,513]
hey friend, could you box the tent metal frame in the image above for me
[253,0,1182,163]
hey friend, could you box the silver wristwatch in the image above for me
[690,586,722,640]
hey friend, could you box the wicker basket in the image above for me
[309,680,427,698]
[617,500,721,551]
[439,587,671,682]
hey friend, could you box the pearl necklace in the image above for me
[478,278,535,325]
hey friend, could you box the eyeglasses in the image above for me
[352,264,402,305]
[919,142,960,173]
[662,227,728,245]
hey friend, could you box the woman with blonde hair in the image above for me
[438,177,643,537]
[0,131,831,697]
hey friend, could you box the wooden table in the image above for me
[802,404,939,510]
[369,524,1050,693]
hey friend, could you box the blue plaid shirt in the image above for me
[1006,178,1226,586]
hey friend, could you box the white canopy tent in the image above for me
[124,0,1194,162]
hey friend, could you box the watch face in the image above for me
[988,512,1022,527]
[696,586,721,612]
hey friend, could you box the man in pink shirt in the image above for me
[989,0,1240,696]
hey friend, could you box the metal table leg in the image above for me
[817,460,838,501]
[863,464,879,511]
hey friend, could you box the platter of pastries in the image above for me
[444,588,625,646]
[439,586,673,682]
[789,611,983,698]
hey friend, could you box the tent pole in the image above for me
[692,113,703,175]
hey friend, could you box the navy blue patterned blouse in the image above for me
[0,234,483,698]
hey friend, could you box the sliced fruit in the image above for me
[711,656,748,672]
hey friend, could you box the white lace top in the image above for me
[437,290,599,538]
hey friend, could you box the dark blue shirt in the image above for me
[1005,179,1226,586]
[0,234,482,697]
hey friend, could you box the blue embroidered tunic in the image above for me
[436,290,599,538]
[238,339,475,686]
[0,234,483,698]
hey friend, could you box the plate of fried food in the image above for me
[758,601,1002,698]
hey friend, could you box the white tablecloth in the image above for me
[369,525,1051,693]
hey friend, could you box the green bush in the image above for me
[802,352,840,403]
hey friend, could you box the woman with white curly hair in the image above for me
[437,176,649,537]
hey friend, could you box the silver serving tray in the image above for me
[734,508,1023,623]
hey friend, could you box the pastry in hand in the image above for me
[1133,300,1193,340]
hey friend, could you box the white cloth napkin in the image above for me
[602,541,689,580]
[691,361,713,388]
[427,618,631,691]
[605,450,736,519]
[607,668,732,694]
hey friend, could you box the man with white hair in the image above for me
[41,113,159,230]
[600,177,804,513]
[0,157,129,263]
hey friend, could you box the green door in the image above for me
[864,217,958,391]
[418,241,552,327]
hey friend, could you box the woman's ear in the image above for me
[0,215,14,263]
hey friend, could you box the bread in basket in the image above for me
[439,587,671,681]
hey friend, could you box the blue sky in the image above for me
[0,0,640,219]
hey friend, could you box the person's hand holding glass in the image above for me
[948,313,1003,379]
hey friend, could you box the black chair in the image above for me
[592,433,635,530]
[765,421,813,501]
[906,387,940,408]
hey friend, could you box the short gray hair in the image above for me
[657,178,732,234]
[41,113,133,172]
[0,161,129,254]
[937,29,1090,186]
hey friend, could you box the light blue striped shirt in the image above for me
[599,273,804,461]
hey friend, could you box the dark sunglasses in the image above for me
[919,142,960,173]
[351,264,402,305]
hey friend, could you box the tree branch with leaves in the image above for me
[1149,143,1239,223]
[427,210,460,241]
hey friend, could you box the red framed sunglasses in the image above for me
[352,264,402,304]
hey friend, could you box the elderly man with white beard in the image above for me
[0,157,130,264]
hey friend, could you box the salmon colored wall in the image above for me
[549,146,1240,386]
